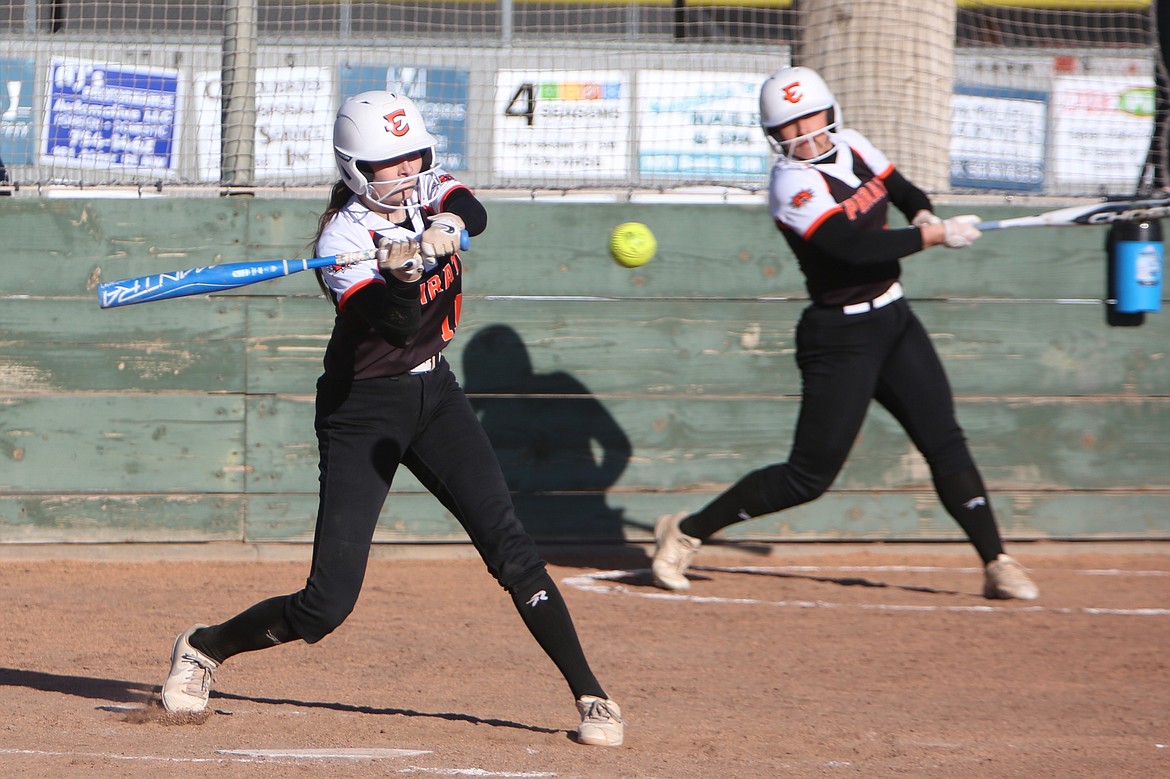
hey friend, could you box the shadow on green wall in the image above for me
[461,325,646,562]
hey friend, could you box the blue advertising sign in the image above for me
[340,65,469,171]
[1,58,36,165]
[42,58,181,172]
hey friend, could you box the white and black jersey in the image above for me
[316,169,471,379]
[768,129,932,306]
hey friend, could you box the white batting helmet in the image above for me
[333,91,438,197]
[759,67,841,160]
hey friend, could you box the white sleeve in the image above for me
[316,211,384,300]
[768,161,840,239]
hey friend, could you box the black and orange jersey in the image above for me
[315,170,470,379]
[767,129,931,305]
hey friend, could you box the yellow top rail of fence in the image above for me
[956,0,1151,7]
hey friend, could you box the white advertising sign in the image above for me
[637,71,767,179]
[194,66,334,182]
[1050,75,1154,192]
[950,87,1047,191]
[493,70,629,180]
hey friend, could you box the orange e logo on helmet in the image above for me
[782,80,804,105]
[383,109,410,137]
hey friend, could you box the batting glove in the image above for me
[911,209,943,227]
[942,214,982,249]
[376,235,423,283]
[421,213,466,259]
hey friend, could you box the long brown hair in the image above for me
[312,180,356,302]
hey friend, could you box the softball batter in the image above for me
[161,91,623,747]
[652,67,1038,601]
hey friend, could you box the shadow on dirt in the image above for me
[596,566,965,596]
[0,667,154,703]
[696,566,965,595]
[210,690,561,733]
[0,668,560,735]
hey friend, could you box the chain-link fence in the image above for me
[0,1,1161,196]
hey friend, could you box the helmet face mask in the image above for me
[333,90,439,208]
[759,66,841,162]
[773,111,837,162]
[360,151,431,208]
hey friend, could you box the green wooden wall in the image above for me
[1,197,1167,546]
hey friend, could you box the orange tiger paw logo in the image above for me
[790,189,813,209]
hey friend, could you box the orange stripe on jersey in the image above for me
[802,204,843,240]
[336,276,385,312]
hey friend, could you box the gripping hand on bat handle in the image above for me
[911,209,943,228]
[376,236,423,283]
[942,215,982,249]
[918,214,982,249]
[421,213,466,259]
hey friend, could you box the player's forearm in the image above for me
[884,168,933,221]
[917,221,948,248]
[438,189,488,236]
[811,213,925,264]
[345,281,421,347]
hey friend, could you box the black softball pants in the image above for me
[288,358,550,642]
[192,358,605,698]
[688,297,991,537]
[784,297,975,498]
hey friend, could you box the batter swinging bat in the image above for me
[976,196,1170,231]
[97,231,469,309]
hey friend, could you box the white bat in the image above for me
[976,196,1170,231]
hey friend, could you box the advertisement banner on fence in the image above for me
[194,66,334,182]
[950,85,1047,192]
[493,70,629,180]
[340,65,469,172]
[1050,75,1154,192]
[40,58,181,173]
[636,71,767,179]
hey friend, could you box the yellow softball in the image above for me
[609,222,657,268]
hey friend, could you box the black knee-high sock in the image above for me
[190,595,300,664]
[510,570,606,701]
[934,467,1005,564]
[681,467,777,539]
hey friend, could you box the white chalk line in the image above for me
[398,769,556,777]
[562,567,1170,617]
[2,747,556,776]
[2,747,430,764]
[0,748,257,764]
[219,748,431,759]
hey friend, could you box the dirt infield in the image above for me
[2,542,1168,778]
